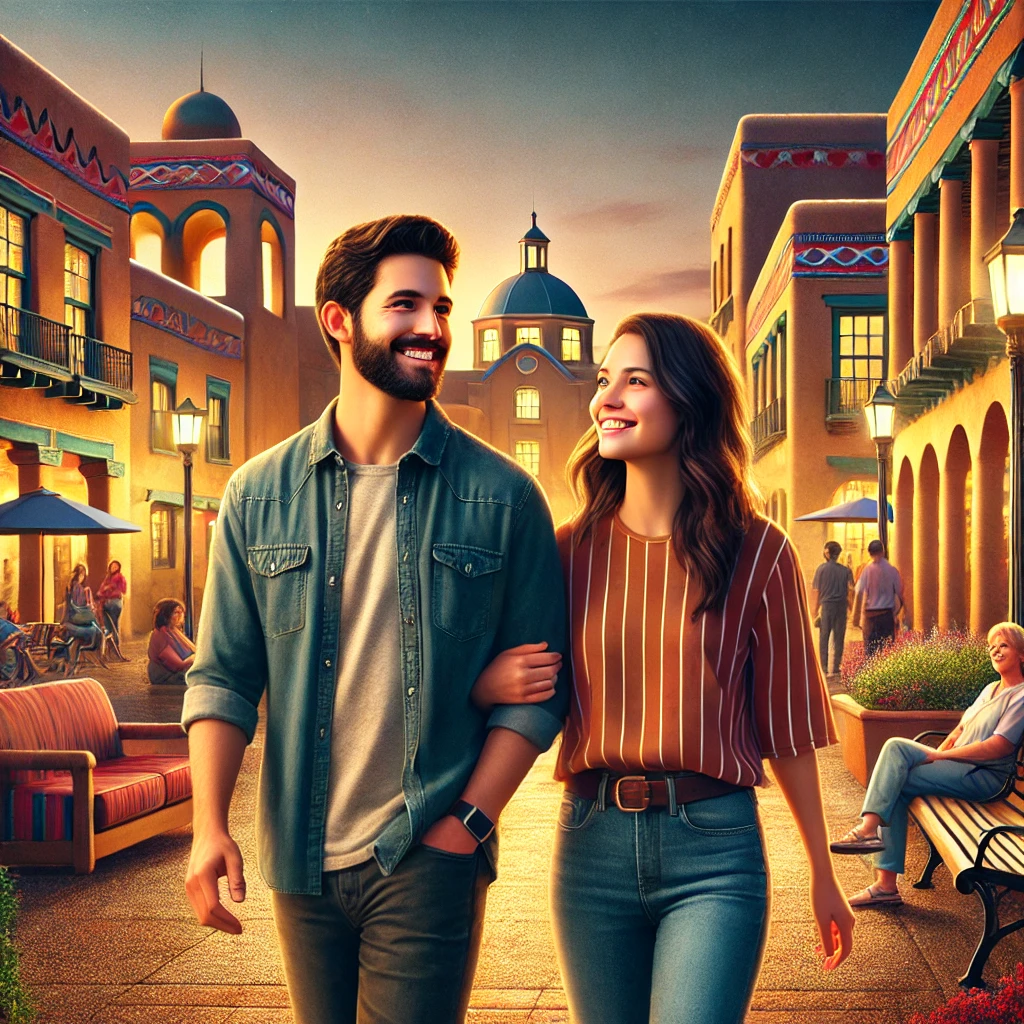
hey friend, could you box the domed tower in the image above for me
[473,213,594,369]
[161,87,242,141]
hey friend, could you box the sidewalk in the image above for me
[11,648,1024,1023]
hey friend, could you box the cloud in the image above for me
[655,140,729,164]
[601,268,709,303]
[558,200,670,231]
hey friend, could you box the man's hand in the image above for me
[185,828,247,934]
[421,814,479,855]
[811,873,855,971]
[470,642,561,710]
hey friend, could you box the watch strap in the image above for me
[451,799,495,844]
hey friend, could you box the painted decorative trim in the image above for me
[0,163,55,216]
[133,296,242,360]
[130,156,295,220]
[55,432,115,461]
[0,85,129,211]
[826,456,881,474]
[56,201,113,251]
[711,144,884,231]
[37,448,63,467]
[887,0,1013,196]
[146,488,221,512]
[746,234,888,344]
[822,293,888,308]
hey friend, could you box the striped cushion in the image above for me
[106,755,192,806]
[0,678,121,782]
[5,764,165,840]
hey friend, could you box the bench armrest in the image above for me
[118,723,187,740]
[914,730,950,746]
[975,824,1024,870]
[0,749,96,770]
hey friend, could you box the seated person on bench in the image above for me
[830,621,1024,908]
[147,598,195,686]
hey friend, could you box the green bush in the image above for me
[848,628,997,712]
[0,867,33,1024]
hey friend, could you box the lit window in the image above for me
[200,236,226,296]
[514,440,540,477]
[516,327,541,346]
[261,220,284,316]
[527,246,538,269]
[130,212,163,274]
[481,328,500,363]
[64,242,92,336]
[0,205,26,312]
[151,378,175,452]
[561,327,581,362]
[151,505,175,568]
[836,311,886,381]
[207,378,230,462]
[515,387,540,420]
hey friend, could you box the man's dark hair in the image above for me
[824,541,842,560]
[315,215,460,367]
[868,539,884,556]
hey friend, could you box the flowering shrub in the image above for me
[907,962,1024,1023]
[843,628,996,712]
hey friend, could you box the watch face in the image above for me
[466,808,491,841]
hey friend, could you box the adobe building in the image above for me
[885,0,1024,636]
[745,198,889,579]
[710,114,888,377]
[439,215,598,522]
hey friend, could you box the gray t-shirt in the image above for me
[323,462,408,871]
[955,680,1024,774]
[812,559,854,603]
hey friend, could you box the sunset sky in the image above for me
[7,1,939,368]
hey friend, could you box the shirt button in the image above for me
[325,658,332,667]
[328,575,336,587]
[464,563,472,574]
[336,501,343,511]
[270,562,276,572]
[402,551,409,563]
[405,616,414,626]
[407,687,415,696]
[319,727,326,740]
[402,495,409,505]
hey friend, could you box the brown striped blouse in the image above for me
[554,514,837,787]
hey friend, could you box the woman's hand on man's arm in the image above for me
[470,642,562,710]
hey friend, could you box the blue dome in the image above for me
[479,272,588,318]
[162,90,242,141]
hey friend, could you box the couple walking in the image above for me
[182,215,854,1024]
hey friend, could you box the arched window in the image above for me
[130,211,164,274]
[182,208,227,296]
[561,327,581,362]
[261,219,285,316]
[515,387,540,420]
[480,328,500,363]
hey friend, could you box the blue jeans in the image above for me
[863,737,1006,875]
[271,845,489,1024]
[550,787,769,1024]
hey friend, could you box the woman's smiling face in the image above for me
[590,333,678,463]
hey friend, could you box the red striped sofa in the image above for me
[0,677,192,873]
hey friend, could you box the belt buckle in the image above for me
[613,775,650,812]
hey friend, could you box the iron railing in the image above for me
[70,334,133,393]
[826,377,881,418]
[0,304,71,371]
[751,396,786,454]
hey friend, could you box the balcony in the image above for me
[751,396,786,459]
[0,305,136,409]
[825,377,880,433]
[891,300,1006,422]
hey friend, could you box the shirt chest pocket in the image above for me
[247,543,310,638]
[432,543,503,642]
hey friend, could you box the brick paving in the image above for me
[9,642,1024,1023]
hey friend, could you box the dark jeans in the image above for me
[864,609,896,658]
[271,844,489,1024]
[101,598,122,644]
[818,599,848,674]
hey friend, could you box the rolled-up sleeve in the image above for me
[181,472,268,743]
[485,480,569,752]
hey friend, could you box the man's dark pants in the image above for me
[864,608,896,658]
[271,844,489,1024]
[818,599,849,675]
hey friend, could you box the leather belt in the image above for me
[565,770,748,812]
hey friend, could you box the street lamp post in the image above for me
[986,207,1024,624]
[172,397,207,639]
[863,382,897,558]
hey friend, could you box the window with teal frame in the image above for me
[150,356,178,455]
[206,376,231,463]
[830,307,886,417]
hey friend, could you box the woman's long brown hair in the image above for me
[566,312,762,618]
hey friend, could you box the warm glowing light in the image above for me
[172,397,207,451]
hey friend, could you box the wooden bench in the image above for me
[908,729,1024,988]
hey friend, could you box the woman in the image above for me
[474,313,854,1024]
[61,563,104,651]
[95,560,128,649]
[147,598,195,685]
[831,621,1024,906]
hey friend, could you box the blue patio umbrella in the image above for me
[0,488,140,617]
[793,496,894,523]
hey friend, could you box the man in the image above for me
[182,215,568,1024]
[852,539,904,658]
[811,540,855,679]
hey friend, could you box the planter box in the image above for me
[830,693,963,787]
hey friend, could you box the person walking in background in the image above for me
[96,559,127,651]
[852,540,904,658]
[812,541,855,681]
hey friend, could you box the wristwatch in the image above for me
[451,799,495,844]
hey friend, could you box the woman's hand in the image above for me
[811,873,855,971]
[470,642,562,710]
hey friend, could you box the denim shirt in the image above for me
[182,399,568,895]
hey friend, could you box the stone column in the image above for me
[1011,78,1024,213]
[938,459,968,629]
[889,234,914,379]
[79,460,114,597]
[892,457,914,627]
[914,209,939,355]
[913,455,940,632]
[972,445,1009,633]
[970,129,1002,307]
[939,174,965,328]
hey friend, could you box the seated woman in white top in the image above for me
[831,621,1024,907]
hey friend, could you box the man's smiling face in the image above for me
[350,253,454,402]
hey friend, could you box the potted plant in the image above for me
[831,628,996,787]
[0,866,33,1023]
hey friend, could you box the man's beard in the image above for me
[350,315,446,402]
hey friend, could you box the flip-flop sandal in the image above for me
[830,826,885,854]
[848,883,902,908]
